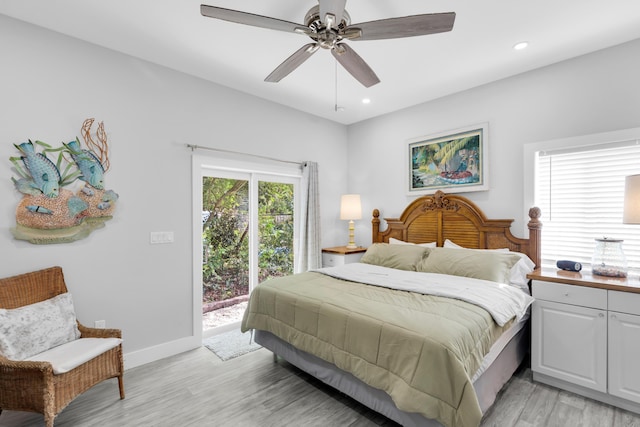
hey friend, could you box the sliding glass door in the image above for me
[201,174,250,331]
[199,167,298,335]
[257,179,295,283]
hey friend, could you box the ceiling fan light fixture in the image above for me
[200,2,455,87]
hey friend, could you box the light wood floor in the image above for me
[2,345,640,427]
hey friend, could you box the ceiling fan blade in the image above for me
[346,12,455,41]
[331,43,380,88]
[319,0,347,29]
[200,5,309,35]
[265,43,320,83]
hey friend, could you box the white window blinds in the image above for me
[535,139,640,269]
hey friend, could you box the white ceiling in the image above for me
[2,1,640,125]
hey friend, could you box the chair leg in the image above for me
[44,412,55,427]
[118,375,125,399]
[44,377,56,427]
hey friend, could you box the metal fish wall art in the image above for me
[63,138,105,190]
[12,140,61,198]
[9,119,119,244]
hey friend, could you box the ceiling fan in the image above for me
[200,1,455,88]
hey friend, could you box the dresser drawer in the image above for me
[532,280,607,309]
[322,252,345,267]
[609,290,640,315]
[321,251,364,267]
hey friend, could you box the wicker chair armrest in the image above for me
[0,354,53,374]
[77,322,122,339]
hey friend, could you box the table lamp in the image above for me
[340,194,362,249]
[624,174,640,224]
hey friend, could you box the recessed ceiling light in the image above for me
[513,41,529,51]
[362,98,371,104]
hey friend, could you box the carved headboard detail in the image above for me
[372,190,542,268]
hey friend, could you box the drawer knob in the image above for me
[564,292,569,297]
[611,314,617,320]
[599,313,605,318]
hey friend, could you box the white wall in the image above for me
[4,11,640,368]
[347,38,640,242]
[0,15,348,367]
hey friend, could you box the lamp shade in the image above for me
[624,174,640,224]
[340,194,362,220]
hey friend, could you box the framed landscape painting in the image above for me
[407,123,488,195]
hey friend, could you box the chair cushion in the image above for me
[25,337,122,374]
[0,293,81,360]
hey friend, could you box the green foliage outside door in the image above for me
[202,176,294,304]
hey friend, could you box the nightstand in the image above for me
[528,268,640,414]
[321,246,367,267]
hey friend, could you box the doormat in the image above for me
[203,329,262,361]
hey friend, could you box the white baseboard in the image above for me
[202,320,240,339]
[123,335,200,370]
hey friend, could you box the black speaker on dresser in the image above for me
[556,260,582,272]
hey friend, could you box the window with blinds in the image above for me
[535,139,640,269]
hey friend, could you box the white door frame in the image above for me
[192,154,301,341]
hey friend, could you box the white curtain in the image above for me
[296,161,321,272]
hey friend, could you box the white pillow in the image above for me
[0,293,81,360]
[444,239,508,252]
[443,239,535,293]
[389,237,437,248]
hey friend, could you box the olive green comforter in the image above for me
[241,271,513,427]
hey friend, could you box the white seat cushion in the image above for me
[25,337,122,374]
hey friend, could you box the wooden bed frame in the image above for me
[372,190,542,268]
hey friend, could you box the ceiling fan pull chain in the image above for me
[334,59,338,112]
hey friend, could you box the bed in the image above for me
[242,190,542,427]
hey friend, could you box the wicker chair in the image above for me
[0,266,124,427]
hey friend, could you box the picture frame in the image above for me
[407,123,488,195]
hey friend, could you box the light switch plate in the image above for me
[150,231,174,244]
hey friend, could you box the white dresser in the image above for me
[529,268,640,414]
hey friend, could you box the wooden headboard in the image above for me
[372,190,542,268]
